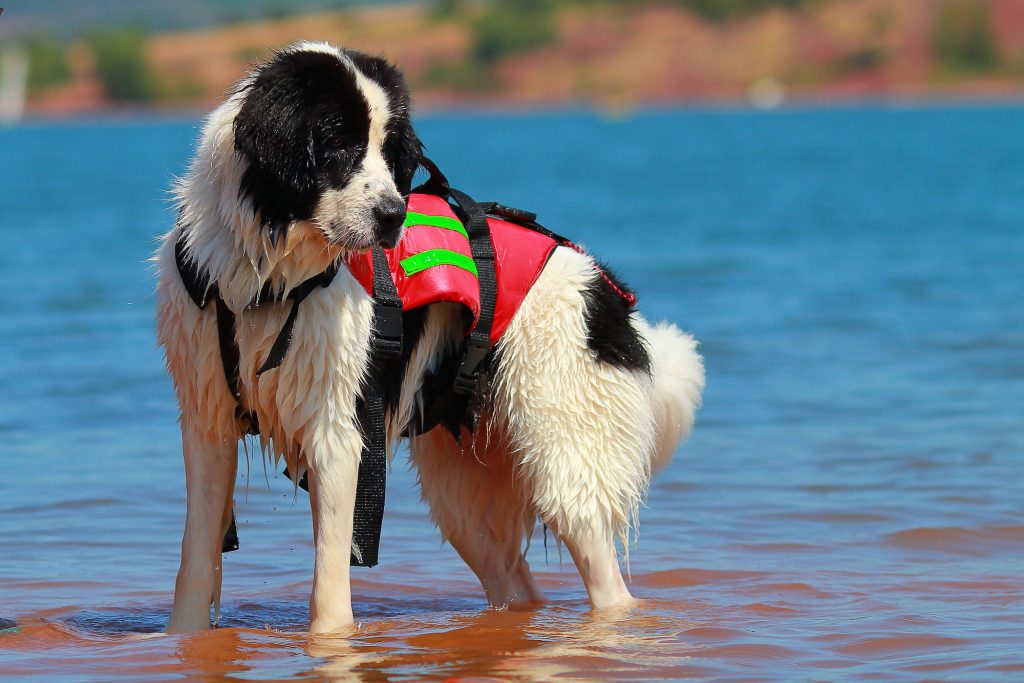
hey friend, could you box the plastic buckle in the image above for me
[489,203,537,223]
[373,303,403,356]
[453,337,490,395]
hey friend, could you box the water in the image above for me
[1,106,1022,681]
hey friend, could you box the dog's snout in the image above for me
[373,197,406,248]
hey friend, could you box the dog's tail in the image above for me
[639,319,705,474]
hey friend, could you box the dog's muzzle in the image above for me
[373,196,406,248]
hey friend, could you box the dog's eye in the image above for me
[383,138,401,174]
[324,133,345,149]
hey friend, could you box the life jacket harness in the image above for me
[173,157,637,566]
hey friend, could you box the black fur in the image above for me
[583,263,651,374]
[232,47,422,243]
[345,50,423,196]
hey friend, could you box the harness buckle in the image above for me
[453,336,490,395]
[373,303,403,357]
[487,203,537,224]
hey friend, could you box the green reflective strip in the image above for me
[400,249,478,277]
[404,211,468,238]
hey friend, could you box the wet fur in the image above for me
[156,42,705,633]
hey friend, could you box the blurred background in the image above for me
[2,2,1023,681]
[2,0,1024,119]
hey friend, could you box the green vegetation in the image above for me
[88,27,154,101]
[154,75,206,103]
[262,0,304,21]
[426,0,811,91]
[431,0,470,20]
[471,0,558,63]
[236,46,268,64]
[421,0,558,91]
[419,58,493,91]
[677,0,811,21]
[423,0,819,92]
[25,39,73,92]
[932,0,998,74]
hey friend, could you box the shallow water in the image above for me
[1,106,1022,681]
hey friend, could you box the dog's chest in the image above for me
[232,278,375,456]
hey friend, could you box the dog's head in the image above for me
[231,42,422,251]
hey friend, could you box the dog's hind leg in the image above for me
[493,247,660,609]
[411,427,544,608]
[168,427,238,632]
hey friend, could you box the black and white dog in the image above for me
[156,41,704,633]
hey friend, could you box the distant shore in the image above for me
[15,90,1024,126]
[13,0,1024,119]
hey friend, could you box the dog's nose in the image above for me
[373,197,406,248]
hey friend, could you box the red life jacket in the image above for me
[345,193,559,345]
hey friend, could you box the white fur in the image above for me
[156,41,704,634]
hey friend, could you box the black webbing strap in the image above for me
[349,246,402,567]
[214,296,241,399]
[257,261,342,374]
[414,156,451,197]
[350,388,386,567]
[448,188,497,396]
[174,237,213,308]
[222,515,239,553]
[175,239,245,416]
[370,247,403,356]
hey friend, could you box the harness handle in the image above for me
[413,156,452,198]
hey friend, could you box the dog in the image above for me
[156,41,704,633]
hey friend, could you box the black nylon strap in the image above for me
[257,261,343,374]
[174,239,244,408]
[348,247,402,567]
[256,297,302,375]
[413,156,451,197]
[449,188,497,395]
[214,295,242,400]
[174,236,213,309]
[214,295,248,555]
[350,386,387,567]
[221,513,239,553]
[370,247,403,357]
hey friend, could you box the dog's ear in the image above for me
[390,120,424,197]
[232,57,321,242]
[345,50,423,196]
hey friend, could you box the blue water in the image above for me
[0,106,1022,681]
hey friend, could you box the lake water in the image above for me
[0,105,1022,681]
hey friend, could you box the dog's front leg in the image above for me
[168,425,238,633]
[305,440,361,633]
[273,275,373,633]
